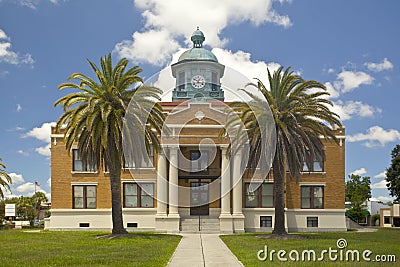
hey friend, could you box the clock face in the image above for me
[191,75,206,89]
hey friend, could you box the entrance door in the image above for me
[190,182,209,216]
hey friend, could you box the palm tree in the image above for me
[0,157,12,198]
[55,54,165,234]
[225,67,341,235]
[32,191,48,220]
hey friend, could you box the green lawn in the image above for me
[0,230,181,266]
[221,228,400,266]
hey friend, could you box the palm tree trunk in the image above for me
[109,170,127,234]
[107,136,128,235]
[272,150,287,235]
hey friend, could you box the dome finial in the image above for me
[191,27,205,48]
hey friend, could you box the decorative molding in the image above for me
[71,182,98,186]
[299,182,326,186]
[71,171,98,175]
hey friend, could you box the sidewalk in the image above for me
[167,233,244,267]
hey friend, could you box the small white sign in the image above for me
[5,203,16,217]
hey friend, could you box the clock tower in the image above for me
[171,27,225,102]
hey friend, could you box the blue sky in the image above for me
[0,0,399,202]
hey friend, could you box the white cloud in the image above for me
[15,182,47,198]
[0,70,10,77]
[334,70,374,93]
[16,104,22,112]
[17,150,29,156]
[324,82,339,99]
[327,68,335,74]
[12,0,59,9]
[7,126,25,132]
[24,122,55,156]
[35,144,51,157]
[115,0,292,66]
[8,172,25,184]
[0,29,34,66]
[25,122,55,143]
[47,177,51,188]
[331,100,381,121]
[115,30,181,67]
[16,182,35,193]
[212,48,281,87]
[365,58,393,72]
[0,29,10,40]
[371,179,388,189]
[373,171,386,179]
[2,172,49,198]
[347,126,400,147]
[350,168,367,176]
[2,189,19,199]
[370,196,392,202]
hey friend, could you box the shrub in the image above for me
[372,214,380,226]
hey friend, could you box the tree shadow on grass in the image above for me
[95,233,176,239]
[256,234,311,240]
[96,233,139,239]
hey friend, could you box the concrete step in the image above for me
[180,218,220,232]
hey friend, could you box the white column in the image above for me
[156,149,167,216]
[232,149,245,232]
[232,150,243,215]
[168,146,179,216]
[220,146,231,215]
[219,146,233,233]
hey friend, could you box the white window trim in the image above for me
[71,182,98,186]
[122,167,156,171]
[243,180,274,183]
[299,182,326,186]
[121,179,156,183]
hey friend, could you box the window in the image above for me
[123,146,154,168]
[124,183,154,208]
[178,72,185,91]
[245,183,274,208]
[260,216,272,227]
[190,150,209,173]
[301,186,324,209]
[211,72,218,91]
[307,217,318,227]
[73,185,96,209]
[302,152,324,172]
[72,149,96,172]
[384,216,391,224]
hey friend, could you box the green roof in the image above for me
[178,48,218,62]
[345,209,370,216]
[177,27,218,63]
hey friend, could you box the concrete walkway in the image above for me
[167,233,244,267]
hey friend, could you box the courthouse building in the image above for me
[46,29,347,233]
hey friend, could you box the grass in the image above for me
[221,228,400,266]
[0,230,181,266]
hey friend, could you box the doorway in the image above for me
[393,217,400,227]
[190,182,209,216]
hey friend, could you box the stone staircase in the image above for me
[180,217,220,233]
[346,217,363,229]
